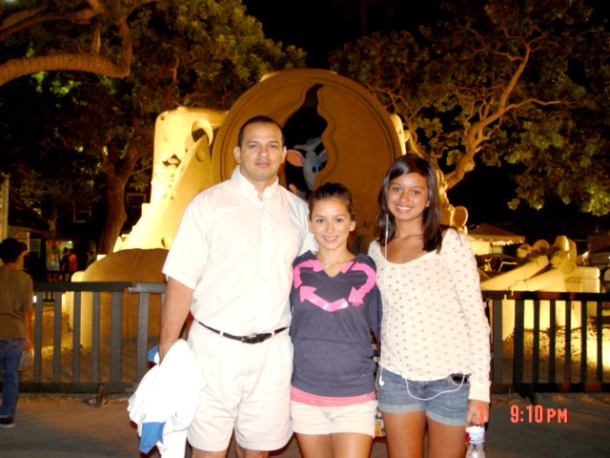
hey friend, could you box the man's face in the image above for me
[234,122,287,191]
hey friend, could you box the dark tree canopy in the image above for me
[330,0,610,216]
[1,0,305,252]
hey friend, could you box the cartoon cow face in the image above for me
[286,137,327,192]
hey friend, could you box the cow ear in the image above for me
[286,149,304,166]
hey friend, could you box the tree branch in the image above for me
[0,19,132,85]
[445,28,569,188]
[0,5,49,34]
[0,1,159,86]
[0,1,105,41]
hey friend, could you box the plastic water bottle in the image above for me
[465,425,485,458]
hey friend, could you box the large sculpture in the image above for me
[114,69,404,254]
[210,69,403,250]
[73,69,405,344]
[118,107,227,251]
[70,69,599,346]
[480,235,601,338]
[480,235,599,293]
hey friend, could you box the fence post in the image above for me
[490,297,504,386]
[109,291,123,385]
[128,282,167,383]
[513,298,525,385]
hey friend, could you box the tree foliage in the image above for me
[330,0,610,216]
[130,0,305,111]
[13,149,99,235]
[1,0,305,252]
[0,0,145,85]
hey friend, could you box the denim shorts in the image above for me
[377,367,469,426]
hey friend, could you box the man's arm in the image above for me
[158,277,194,362]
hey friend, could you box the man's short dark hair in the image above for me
[0,238,25,264]
[237,115,285,147]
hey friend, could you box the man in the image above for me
[60,247,70,280]
[0,238,33,429]
[159,115,315,458]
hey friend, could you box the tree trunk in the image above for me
[48,204,59,236]
[95,123,150,255]
[97,178,128,255]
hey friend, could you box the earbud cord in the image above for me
[379,214,389,388]
[405,373,466,401]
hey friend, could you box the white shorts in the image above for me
[290,400,378,437]
[187,324,293,452]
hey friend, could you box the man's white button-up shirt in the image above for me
[163,167,315,335]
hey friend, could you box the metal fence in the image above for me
[17,283,610,395]
[487,290,610,397]
[21,281,166,394]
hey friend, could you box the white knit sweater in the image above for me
[368,229,491,402]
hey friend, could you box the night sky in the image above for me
[242,0,610,245]
[243,0,440,67]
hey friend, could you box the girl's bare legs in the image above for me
[331,433,373,458]
[427,418,466,458]
[296,434,333,458]
[382,411,426,458]
[382,411,466,458]
[296,432,373,458]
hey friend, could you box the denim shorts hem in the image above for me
[377,402,423,414]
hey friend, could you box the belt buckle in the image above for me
[241,333,268,344]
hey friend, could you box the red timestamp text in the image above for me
[510,405,568,424]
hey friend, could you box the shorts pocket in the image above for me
[448,373,470,387]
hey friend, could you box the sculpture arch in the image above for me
[212,69,402,248]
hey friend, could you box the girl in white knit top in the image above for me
[368,154,490,458]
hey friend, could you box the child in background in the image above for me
[290,182,382,458]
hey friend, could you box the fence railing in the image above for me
[17,283,610,394]
[486,290,610,396]
[22,281,165,394]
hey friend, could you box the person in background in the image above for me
[289,183,382,458]
[60,247,70,280]
[368,154,490,458]
[159,115,315,458]
[0,238,33,429]
[86,250,96,267]
[67,249,78,273]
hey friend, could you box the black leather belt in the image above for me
[198,322,287,344]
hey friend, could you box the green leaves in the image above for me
[131,0,305,110]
